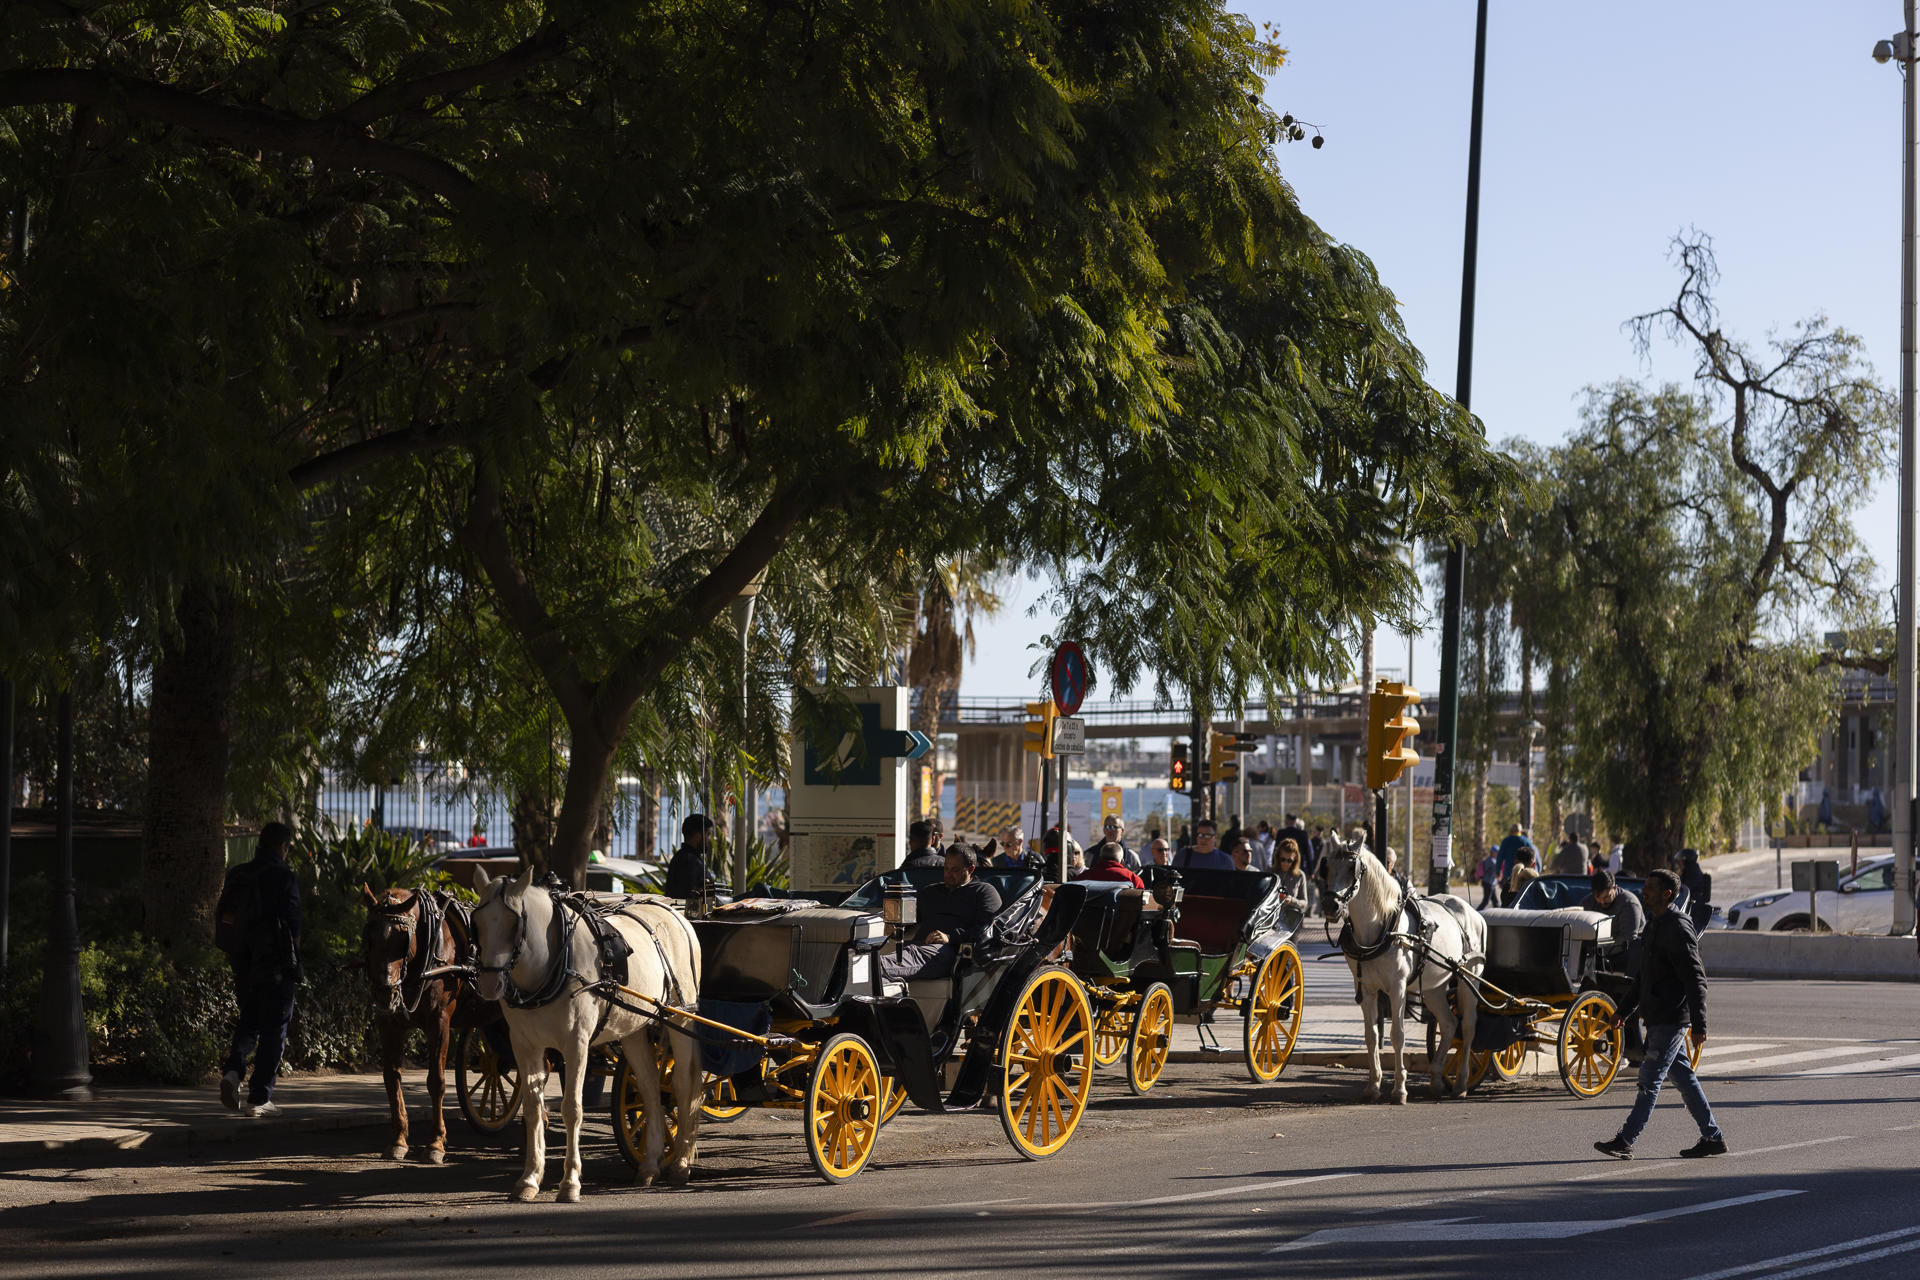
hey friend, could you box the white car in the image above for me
[1723,855,1909,933]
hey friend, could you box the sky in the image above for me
[962,1,1905,706]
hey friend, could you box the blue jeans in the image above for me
[1618,1023,1720,1146]
[224,977,297,1105]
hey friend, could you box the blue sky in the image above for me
[963,0,1904,704]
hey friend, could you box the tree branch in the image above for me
[458,461,595,723]
[331,22,573,127]
[289,422,465,490]
[0,69,475,206]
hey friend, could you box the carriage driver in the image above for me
[879,847,1003,983]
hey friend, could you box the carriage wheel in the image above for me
[701,1072,748,1123]
[1092,1003,1132,1068]
[1490,1039,1528,1080]
[999,967,1094,1160]
[1682,1026,1704,1071]
[1243,945,1304,1083]
[454,1025,524,1141]
[1424,1018,1493,1092]
[1557,992,1624,1097]
[879,1078,908,1125]
[1125,983,1174,1096]
[805,1034,883,1183]
[611,1041,706,1169]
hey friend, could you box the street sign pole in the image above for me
[1432,0,1488,897]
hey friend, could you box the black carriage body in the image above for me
[1478,907,1621,998]
[688,874,1087,1114]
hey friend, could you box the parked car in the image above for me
[1723,855,1910,933]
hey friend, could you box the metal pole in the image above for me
[1235,715,1248,831]
[31,689,91,1097]
[1431,0,1489,897]
[730,593,757,892]
[1190,710,1205,829]
[0,677,12,975]
[1039,743,1053,875]
[1058,754,1070,878]
[1894,0,1919,935]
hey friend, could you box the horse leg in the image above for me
[379,1018,409,1161]
[1359,979,1383,1103]
[623,1031,666,1188]
[510,1029,547,1202]
[663,1026,700,1185]
[1387,970,1408,1105]
[1455,979,1481,1099]
[1428,979,1459,1098]
[556,1034,590,1203]
[423,1005,450,1164]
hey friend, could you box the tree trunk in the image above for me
[140,586,238,952]
[1518,639,1535,835]
[914,677,947,822]
[550,730,620,891]
[510,786,557,876]
[635,769,661,861]
[1359,628,1374,697]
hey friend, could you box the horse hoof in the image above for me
[664,1161,691,1187]
[634,1172,657,1189]
[557,1185,580,1204]
[1360,1088,1380,1104]
[511,1184,539,1203]
[386,1145,407,1161]
[426,1148,446,1165]
[1392,1092,1408,1106]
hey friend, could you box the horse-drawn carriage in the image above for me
[1425,904,1699,1096]
[617,869,1094,1182]
[1064,867,1306,1093]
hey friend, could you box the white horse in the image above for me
[472,866,703,1201]
[1323,836,1487,1104]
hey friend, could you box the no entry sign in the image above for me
[1049,641,1089,717]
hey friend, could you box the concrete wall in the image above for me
[1701,929,1920,983]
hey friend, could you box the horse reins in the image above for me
[369,890,457,1016]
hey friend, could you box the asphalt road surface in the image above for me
[2,977,1914,1280]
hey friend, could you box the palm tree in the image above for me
[902,556,1005,821]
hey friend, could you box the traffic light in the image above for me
[1207,729,1240,786]
[1366,679,1422,790]
[1023,698,1058,759]
[1169,741,1189,791]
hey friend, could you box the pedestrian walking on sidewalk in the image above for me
[1594,869,1726,1161]
[215,822,303,1118]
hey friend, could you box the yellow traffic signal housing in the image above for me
[1207,729,1240,785]
[1367,679,1422,790]
[1023,698,1058,759]
[1169,742,1189,791]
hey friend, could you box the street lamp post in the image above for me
[1874,11,1919,937]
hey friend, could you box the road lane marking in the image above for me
[1129,1172,1358,1208]
[1683,1225,1920,1280]
[1268,1189,1802,1251]
[804,1172,1359,1229]
[1792,1050,1920,1077]
[1695,1043,1778,1059]
[1713,1046,1888,1073]
[1567,1134,1853,1181]
[1759,1239,1920,1279]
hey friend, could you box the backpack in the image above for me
[214,862,262,959]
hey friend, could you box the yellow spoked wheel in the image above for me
[453,1025,524,1140]
[1490,1038,1528,1080]
[805,1034,883,1184]
[1092,1003,1132,1068]
[611,1041,703,1169]
[1557,992,1624,1097]
[1125,983,1174,1096]
[999,966,1095,1160]
[701,1073,748,1122]
[1243,945,1304,1083]
[1425,1019,1494,1092]
[879,1078,908,1125]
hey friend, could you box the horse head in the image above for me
[472,862,542,1004]
[362,885,421,1017]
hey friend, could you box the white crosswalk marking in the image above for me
[1793,1049,1920,1077]
[1694,1042,1776,1059]
[1710,1045,1890,1073]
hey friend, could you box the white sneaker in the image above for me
[243,1100,282,1118]
[220,1072,242,1112]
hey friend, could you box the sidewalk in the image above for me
[2,939,1396,1161]
[0,1071,394,1161]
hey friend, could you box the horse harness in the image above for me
[480,884,689,1044]
[371,889,465,1017]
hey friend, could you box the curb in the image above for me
[1167,1048,1432,1071]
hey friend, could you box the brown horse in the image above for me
[361,885,465,1163]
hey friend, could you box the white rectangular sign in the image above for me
[1052,716,1086,755]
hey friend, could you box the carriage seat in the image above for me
[1481,906,1612,944]
[1067,883,1150,974]
[695,906,885,1003]
[1168,869,1277,956]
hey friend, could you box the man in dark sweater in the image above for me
[218,822,303,1117]
[900,820,944,871]
[664,814,717,899]
[880,847,1003,982]
[1595,868,1726,1160]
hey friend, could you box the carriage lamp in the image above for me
[883,885,917,931]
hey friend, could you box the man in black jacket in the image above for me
[880,847,1003,982]
[900,820,944,871]
[664,814,717,899]
[218,822,303,1118]
[1594,869,1727,1160]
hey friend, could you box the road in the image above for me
[1,976,1914,1280]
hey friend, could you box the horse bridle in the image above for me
[367,890,447,1016]
[476,881,579,1009]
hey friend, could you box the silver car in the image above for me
[1723,855,1907,933]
